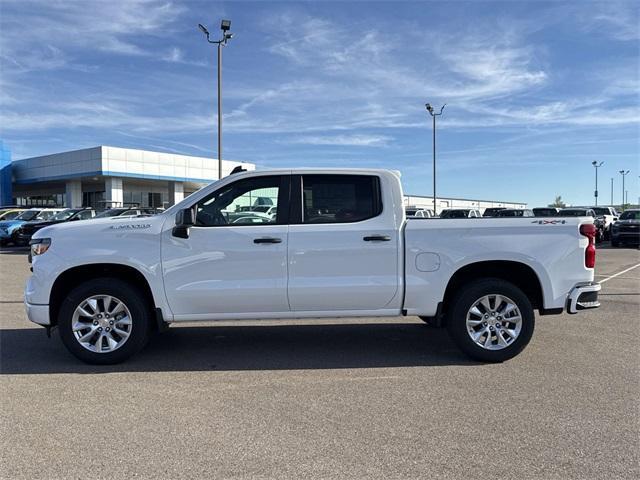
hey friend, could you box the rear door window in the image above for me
[301,175,382,224]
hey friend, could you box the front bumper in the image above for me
[25,301,50,325]
[567,282,601,314]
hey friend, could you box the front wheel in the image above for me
[58,278,151,364]
[446,279,535,362]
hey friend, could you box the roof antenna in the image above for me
[229,165,247,175]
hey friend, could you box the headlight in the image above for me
[30,238,51,256]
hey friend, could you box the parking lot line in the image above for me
[598,262,640,284]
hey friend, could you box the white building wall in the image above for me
[64,180,82,208]
[105,177,123,206]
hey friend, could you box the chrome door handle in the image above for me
[253,237,282,244]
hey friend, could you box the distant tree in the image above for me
[549,196,566,208]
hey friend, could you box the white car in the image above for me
[589,206,619,238]
[405,207,435,218]
[25,169,600,364]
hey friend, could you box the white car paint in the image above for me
[26,169,598,329]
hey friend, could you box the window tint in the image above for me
[301,175,381,224]
[76,210,93,220]
[196,176,283,227]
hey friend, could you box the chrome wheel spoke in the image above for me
[72,320,92,332]
[114,315,131,326]
[77,306,94,318]
[72,295,132,354]
[113,326,130,339]
[105,334,118,350]
[480,296,492,313]
[110,301,125,316]
[78,328,97,343]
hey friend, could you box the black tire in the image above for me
[58,278,151,364]
[446,278,535,363]
[611,239,620,247]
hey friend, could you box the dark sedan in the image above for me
[495,209,535,217]
[14,208,95,245]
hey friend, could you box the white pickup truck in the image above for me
[25,169,601,364]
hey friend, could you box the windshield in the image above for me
[560,209,589,216]
[441,210,469,218]
[95,209,127,218]
[533,208,557,216]
[15,210,40,221]
[252,206,271,213]
[620,211,640,220]
[592,208,611,216]
[50,209,78,221]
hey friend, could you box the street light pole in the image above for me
[425,103,446,215]
[199,20,233,180]
[619,170,630,208]
[591,161,603,206]
[610,177,614,206]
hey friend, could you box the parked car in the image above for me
[13,208,96,246]
[440,208,481,218]
[558,208,605,243]
[589,206,619,239]
[25,168,600,365]
[482,207,506,217]
[533,207,559,217]
[406,207,435,218]
[249,205,278,218]
[0,208,26,221]
[610,209,640,247]
[94,207,158,218]
[496,209,535,217]
[0,208,65,246]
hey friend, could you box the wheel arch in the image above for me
[49,263,157,327]
[442,260,544,316]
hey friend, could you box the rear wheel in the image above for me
[446,278,535,362]
[58,278,151,364]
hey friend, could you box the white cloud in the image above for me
[286,134,393,147]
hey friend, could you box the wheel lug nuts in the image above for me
[489,326,494,331]
[93,321,98,326]
[483,322,488,327]
[106,327,110,332]
[97,327,103,332]
[109,320,114,325]
[484,314,489,319]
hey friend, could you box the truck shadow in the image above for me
[1,322,476,374]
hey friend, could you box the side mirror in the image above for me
[173,208,195,239]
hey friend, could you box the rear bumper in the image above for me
[567,282,601,314]
[25,301,50,325]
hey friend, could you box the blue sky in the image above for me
[1,0,638,206]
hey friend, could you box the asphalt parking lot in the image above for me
[1,245,638,479]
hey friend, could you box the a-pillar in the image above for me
[105,177,123,207]
[168,181,184,207]
[65,180,82,207]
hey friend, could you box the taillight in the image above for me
[580,224,596,268]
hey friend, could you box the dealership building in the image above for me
[3,144,525,212]
[8,146,254,209]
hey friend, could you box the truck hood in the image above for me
[32,214,166,240]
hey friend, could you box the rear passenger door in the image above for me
[287,174,399,312]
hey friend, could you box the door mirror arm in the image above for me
[173,208,195,239]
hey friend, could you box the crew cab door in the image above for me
[162,175,290,318]
[287,174,400,312]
